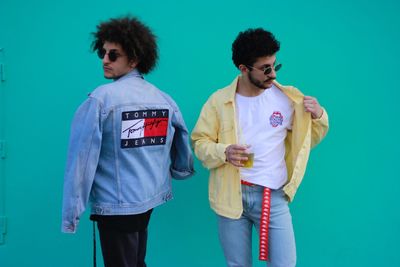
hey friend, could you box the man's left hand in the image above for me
[303,96,323,119]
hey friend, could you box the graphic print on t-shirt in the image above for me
[269,111,283,127]
[121,109,169,148]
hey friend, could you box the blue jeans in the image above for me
[217,184,296,267]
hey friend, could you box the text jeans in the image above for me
[217,184,296,267]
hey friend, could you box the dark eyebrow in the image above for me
[258,60,277,69]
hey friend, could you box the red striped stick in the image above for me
[259,187,271,261]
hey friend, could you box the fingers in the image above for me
[303,96,323,119]
[225,144,249,167]
[303,96,318,109]
[303,98,316,112]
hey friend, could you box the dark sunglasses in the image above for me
[246,63,282,75]
[97,49,125,62]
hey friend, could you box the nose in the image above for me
[268,68,277,79]
[102,53,110,64]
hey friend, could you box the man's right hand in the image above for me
[225,144,250,167]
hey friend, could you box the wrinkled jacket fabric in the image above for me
[191,77,329,219]
[62,70,194,233]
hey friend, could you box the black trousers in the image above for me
[97,223,149,267]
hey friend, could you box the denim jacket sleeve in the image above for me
[61,97,103,233]
[161,93,194,179]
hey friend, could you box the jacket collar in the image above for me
[222,75,304,104]
[115,69,143,82]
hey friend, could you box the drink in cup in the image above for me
[241,152,254,168]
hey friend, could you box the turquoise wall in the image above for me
[1,0,399,266]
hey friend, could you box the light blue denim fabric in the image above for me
[62,70,194,233]
[217,184,296,267]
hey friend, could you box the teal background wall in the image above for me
[1,0,399,266]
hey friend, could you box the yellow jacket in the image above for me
[191,76,329,219]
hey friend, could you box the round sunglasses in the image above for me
[97,49,125,62]
[246,63,282,75]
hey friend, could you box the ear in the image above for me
[238,64,248,74]
[129,60,139,69]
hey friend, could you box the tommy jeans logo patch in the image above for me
[121,109,169,148]
[269,111,283,127]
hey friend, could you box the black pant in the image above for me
[97,223,148,267]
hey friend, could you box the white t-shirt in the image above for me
[235,84,294,189]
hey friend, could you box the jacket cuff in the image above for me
[312,107,327,122]
[171,168,195,180]
[217,143,230,163]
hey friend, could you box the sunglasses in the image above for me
[97,49,125,62]
[246,63,282,75]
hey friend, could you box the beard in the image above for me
[248,72,274,89]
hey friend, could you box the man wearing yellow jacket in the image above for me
[191,28,329,267]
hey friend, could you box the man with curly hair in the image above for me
[191,28,329,267]
[62,16,194,267]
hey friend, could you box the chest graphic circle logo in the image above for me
[269,111,283,127]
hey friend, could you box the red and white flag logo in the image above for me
[121,109,169,148]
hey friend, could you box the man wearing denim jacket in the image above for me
[62,16,194,267]
[191,28,328,267]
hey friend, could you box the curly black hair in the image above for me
[92,16,158,74]
[232,28,280,68]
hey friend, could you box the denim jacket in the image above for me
[62,70,194,233]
